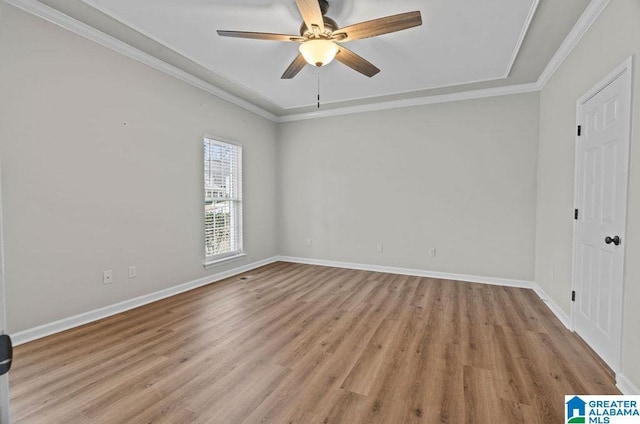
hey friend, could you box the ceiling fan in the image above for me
[217,0,422,79]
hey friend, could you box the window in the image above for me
[204,137,243,265]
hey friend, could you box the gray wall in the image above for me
[0,5,278,332]
[535,0,640,390]
[278,93,540,281]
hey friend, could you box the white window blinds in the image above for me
[204,138,243,261]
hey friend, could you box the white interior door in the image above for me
[573,58,632,372]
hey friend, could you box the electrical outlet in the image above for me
[429,248,436,257]
[128,266,137,279]
[306,238,313,247]
[376,243,384,253]
[103,270,113,284]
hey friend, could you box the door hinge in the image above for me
[574,209,579,220]
[571,290,576,302]
[577,125,582,136]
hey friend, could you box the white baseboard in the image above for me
[276,256,534,289]
[278,256,578,331]
[11,256,279,345]
[617,374,640,395]
[14,254,634,393]
[531,285,640,395]
[531,282,572,330]
[11,256,535,345]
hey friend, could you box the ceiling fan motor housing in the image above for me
[300,16,338,37]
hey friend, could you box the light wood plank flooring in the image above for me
[9,262,619,423]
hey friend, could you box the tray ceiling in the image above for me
[81,0,539,110]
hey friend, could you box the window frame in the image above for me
[203,135,245,268]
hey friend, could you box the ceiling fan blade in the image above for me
[332,11,422,42]
[335,46,380,77]
[295,0,325,33]
[217,30,304,42]
[281,53,308,79]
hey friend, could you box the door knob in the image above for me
[605,235,621,246]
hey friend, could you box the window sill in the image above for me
[203,253,247,269]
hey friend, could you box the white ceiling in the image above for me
[80,0,539,110]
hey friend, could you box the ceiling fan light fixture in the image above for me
[299,39,339,67]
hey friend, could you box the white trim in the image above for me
[537,0,611,88]
[277,256,577,331]
[0,139,10,424]
[271,0,611,120]
[617,374,640,395]
[531,283,572,330]
[1,0,278,122]
[576,57,633,105]
[276,0,609,121]
[0,157,7,331]
[277,83,540,122]
[203,253,246,269]
[82,0,537,112]
[79,0,289,111]
[277,0,610,120]
[10,255,618,385]
[2,0,611,122]
[283,74,510,112]
[11,256,279,346]
[277,256,534,289]
[503,0,540,78]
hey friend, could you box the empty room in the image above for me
[0,0,639,422]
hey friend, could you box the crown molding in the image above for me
[536,0,611,88]
[277,0,611,121]
[2,0,279,122]
[3,0,611,122]
[503,0,540,79]
[276,83,540,122]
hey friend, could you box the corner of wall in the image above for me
[273,121,284,256]
[531,282,571,329]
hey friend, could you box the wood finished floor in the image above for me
[10,262,619,423]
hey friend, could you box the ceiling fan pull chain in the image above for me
[317,69,321,109]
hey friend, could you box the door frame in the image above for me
[0,154,9,422]
[571,56,633,374]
